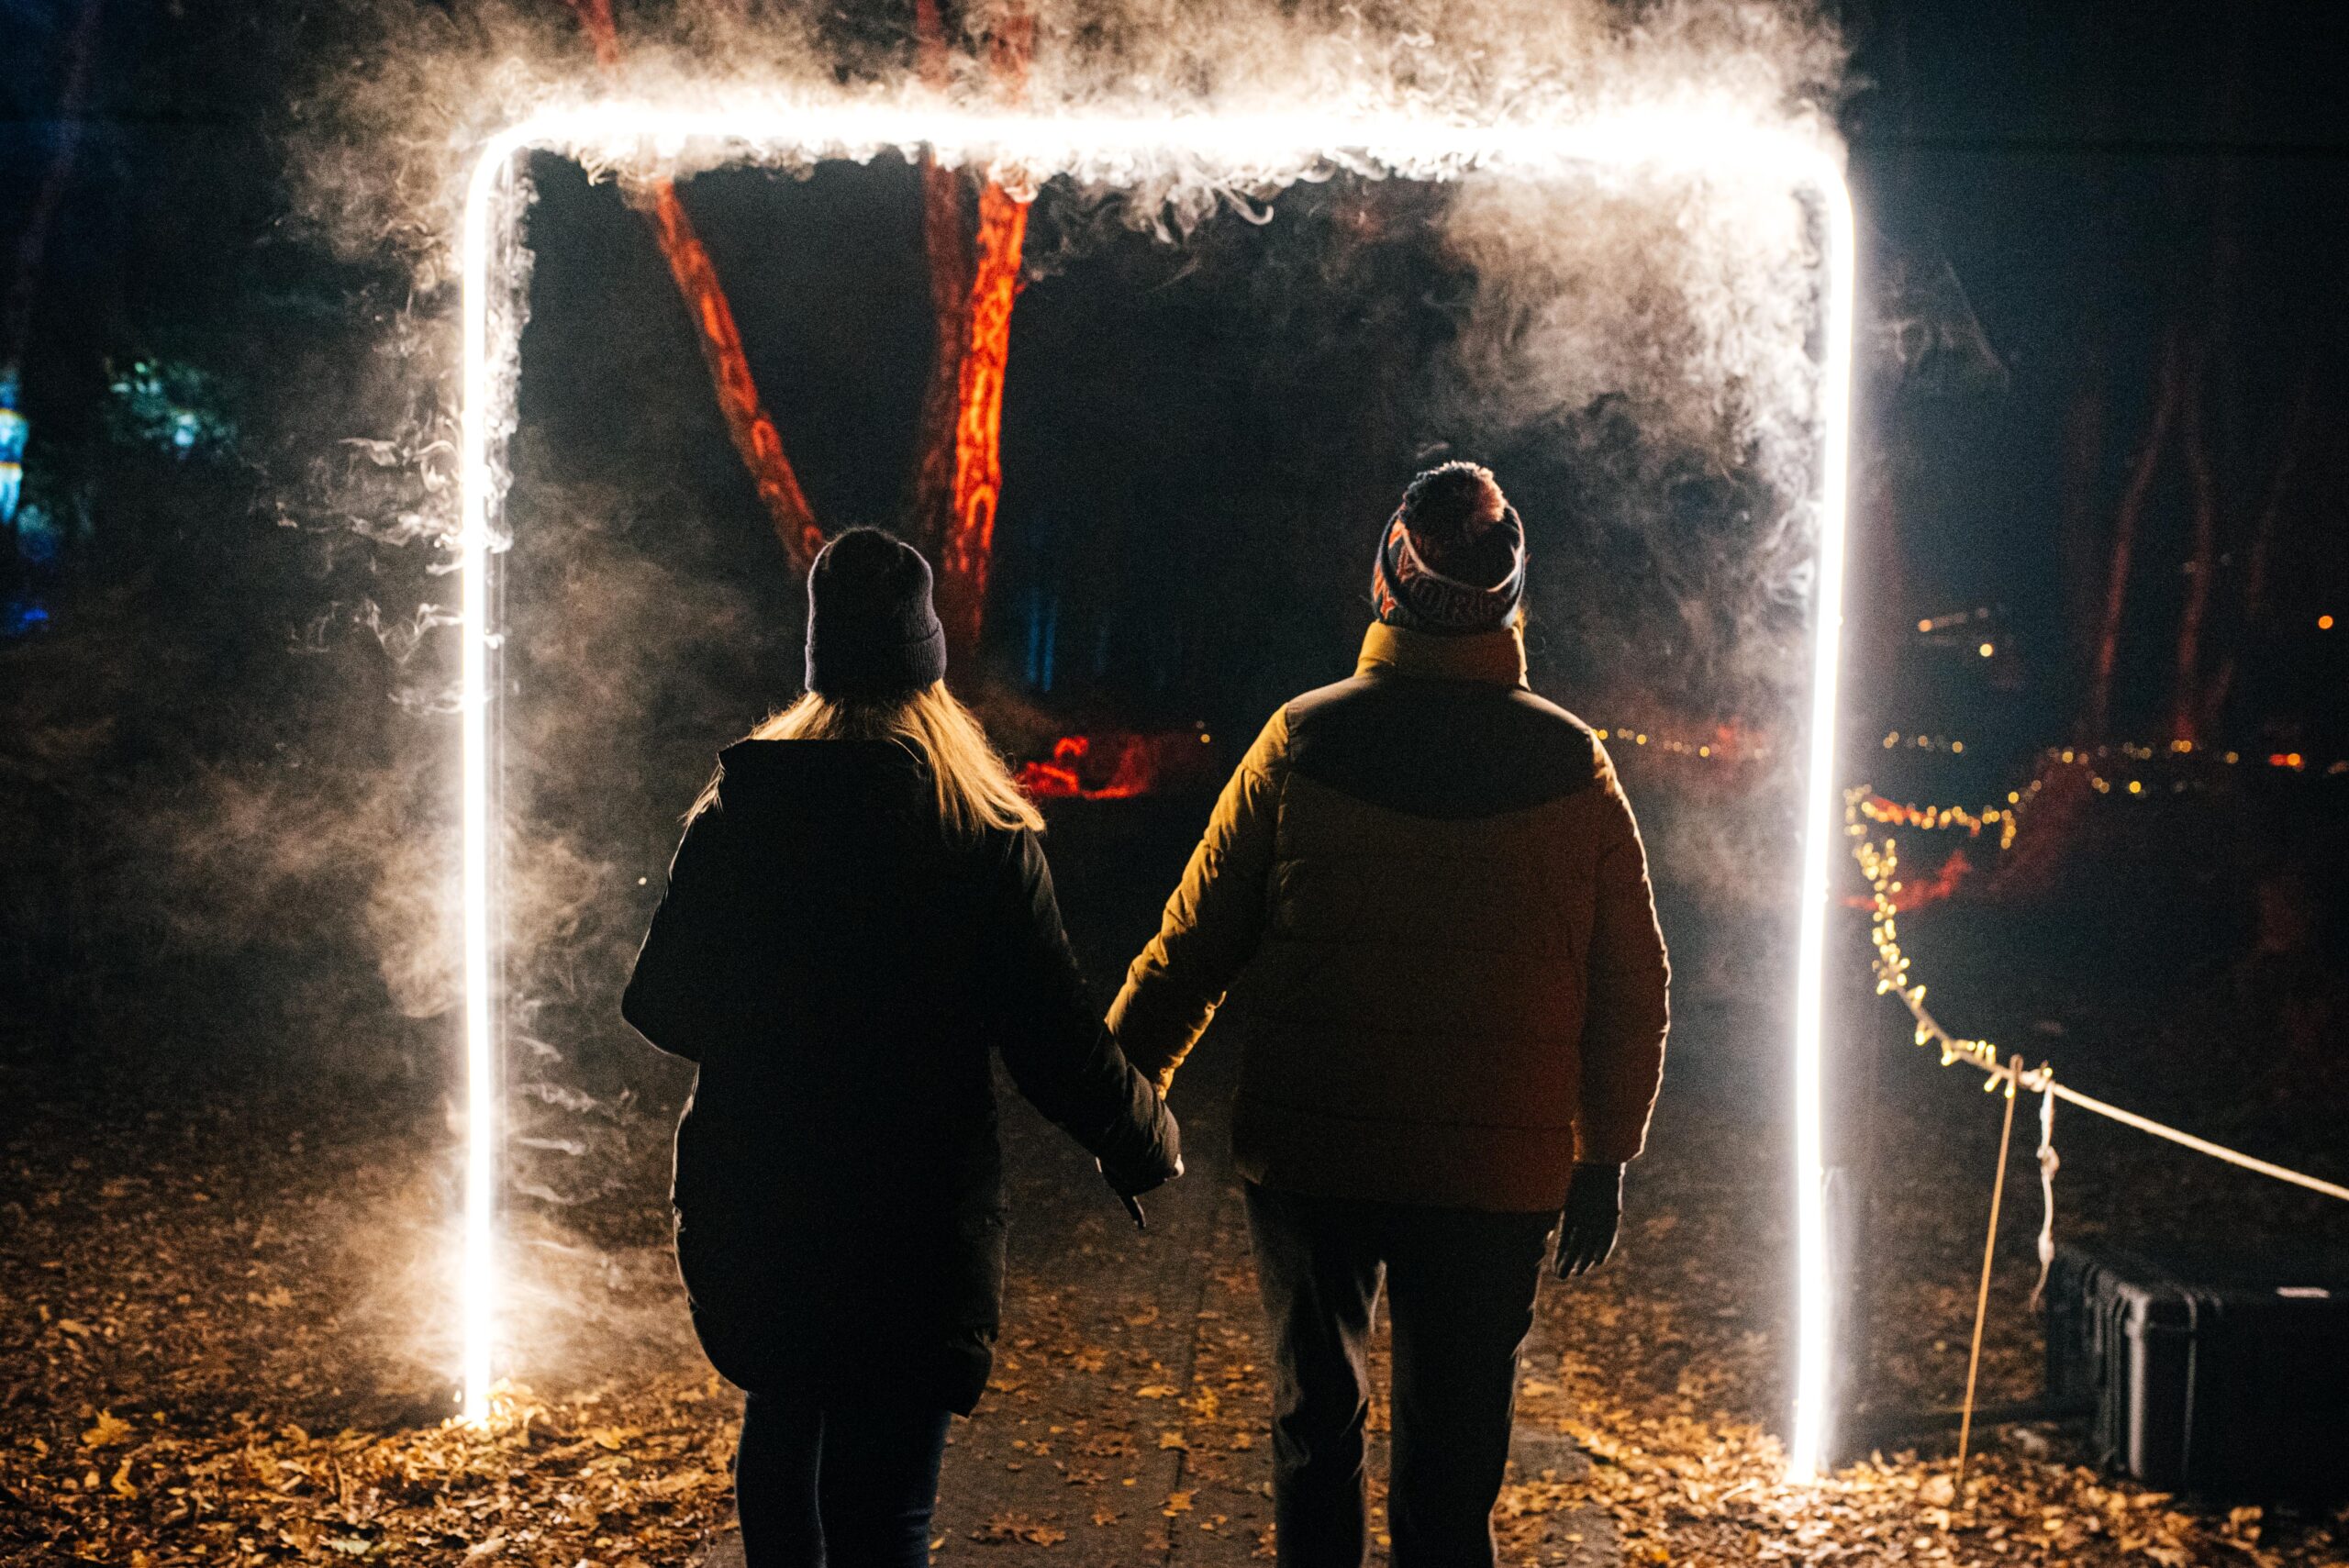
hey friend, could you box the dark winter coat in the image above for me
[622,739,1178,1414]
[1108,622,1669,1213]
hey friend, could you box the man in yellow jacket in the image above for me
[1108,462,1670,1568]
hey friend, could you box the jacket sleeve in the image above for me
[620,800,737,1062]
[987,829,1180,1191]
[1575,746,1671,1163]
[1106,709,1286,1091]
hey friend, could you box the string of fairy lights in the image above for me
[1599,715,2343,798]
[1827,737,2349,1473]
[1845,787,2349,1208]
[1853,736,2344,862]
[1589,725,1766,763]
[1598,718,2343,883]
[1848,793,2041,1089]
[1854,789,2023,851]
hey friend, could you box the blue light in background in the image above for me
[0,372,25,528]
[1025,581,1061,693]
[16,503,61,563]
[106,358,236,461]
[1,597,50,640]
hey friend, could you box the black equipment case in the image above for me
[2045,1242,2349,1502]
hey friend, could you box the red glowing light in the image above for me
[1016,734,1156,799]
[1013,730,1226,801]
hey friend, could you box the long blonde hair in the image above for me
[692,683,1044,839]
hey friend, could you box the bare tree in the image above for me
[907,0,1034,654]
[560,0,1032,650]
[2170,338,2220,745]
[3,0,102,380]
[2198,360,2315,738]
[2081,329,2182,746]
[907,0,969,564]
[561,0,825,567]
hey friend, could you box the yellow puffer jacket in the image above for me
[1108,622,1670,1213]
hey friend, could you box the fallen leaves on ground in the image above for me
[970,1511,1068,1546]
[3,1379,737,1566]
[1486,1092,2349,1568]
[9,1029,2349,1565]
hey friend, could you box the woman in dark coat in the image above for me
[622,529,1181,1568]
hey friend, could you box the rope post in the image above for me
[1956,1054,2022,1490]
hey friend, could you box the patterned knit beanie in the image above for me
[1370,462,1527,634]
[804,528,949,699]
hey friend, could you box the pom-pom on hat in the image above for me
[804,528,949,700]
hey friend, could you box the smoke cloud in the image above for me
[83,0,1854,1394]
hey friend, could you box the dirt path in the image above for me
[847,1036,1617,1567]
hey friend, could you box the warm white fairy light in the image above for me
[1850,793,2349,1208]
[453,98,1859,1463]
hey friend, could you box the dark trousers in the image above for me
[1243,1182,1555,1568]
[734,1392,952,1568]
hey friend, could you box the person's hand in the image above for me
[1554,1162,1624,1278]
[1099,1154,1184,1230]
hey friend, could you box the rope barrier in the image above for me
[2041,1080,2349,1203]
[1848,790,2349,1207]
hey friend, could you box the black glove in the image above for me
[1554,1162,1624,1278]
[1098,1153,1184,1231]
[1097,1077,1182,1229]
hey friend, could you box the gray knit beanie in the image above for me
[804,528,949,699]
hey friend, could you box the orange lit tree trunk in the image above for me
[907,0,969,559]
[910,1,1033,654]
[2081,329,2182,745]
[936,183,1029,650]
[562,0,824,568]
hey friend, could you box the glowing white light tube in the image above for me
[1786,175,1857,1484]
[453,103,1859,1459]
[457,141,507,1427]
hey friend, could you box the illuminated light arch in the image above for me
[454,102,1857,1476]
